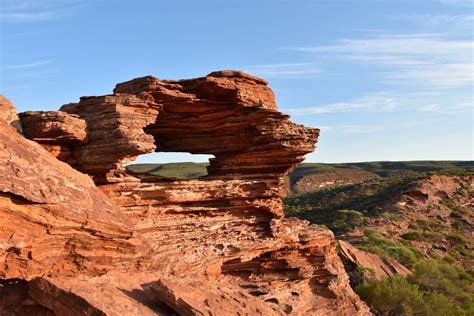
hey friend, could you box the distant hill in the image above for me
[289,160,474,183]
[127,160,474,180]
[126,162,209,179]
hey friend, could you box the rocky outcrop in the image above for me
[0,120,147,280]
[28,273,174,315]
[345,174,473,269]
[0,96,23,133]
[3,71,371,315]
[150,277,281,316]
[339,240,411,286]
[18,111,88,164]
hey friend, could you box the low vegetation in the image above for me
[283,175,424,233]
[127,162,209,179]
[127,160,474,181]
[288,160,474,185]
[356,260,474,315]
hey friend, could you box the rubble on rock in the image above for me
[1,71,371,315]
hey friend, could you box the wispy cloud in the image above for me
[318,125,384,134]
[243,63,320,77]
[286,33,473,89]
[392,14,474,34]
[419,104,441,112]
[284,89,472,116]
[3,60,52,70]
[284,92,397,115]
[440,0,474,7]
[0,0,88,22]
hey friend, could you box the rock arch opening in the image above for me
[126,152,214,180]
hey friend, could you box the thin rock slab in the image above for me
[150,276,282,316]
[29,273,174,316]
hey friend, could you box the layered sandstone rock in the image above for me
[0,120,146,280]
[150,276,281,316]
[0,95,23,133]
[19,111,88,163]
[339,240,411,286]
[3,71,371,315]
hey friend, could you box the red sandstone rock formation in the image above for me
[339,240,411,285]
[0,96,23,133]
[19,111,88,164]
[1,71,371,315]
[0,120,146,280]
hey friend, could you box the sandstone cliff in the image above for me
[1,71,371,315]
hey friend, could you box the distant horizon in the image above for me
[2,0,473,162]
[130,152,474,165]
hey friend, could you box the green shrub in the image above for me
[447,232,469,245]
[410,260,474,311]
[386,245,420,267]
[423,231,443,241]
[443,255,455,264]
[416,219,430,229]
[331,209,367,233]
[360,229,422,268]
[402,231,422,241]
[356,276,429,315]
[357,260,473,315]
[408,222,418,229]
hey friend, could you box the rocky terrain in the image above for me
[285,173,473,267]
[291,169,380,193]
[0,71,371,315]
[285,168,473,314]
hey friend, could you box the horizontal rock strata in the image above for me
[0,120,147,280]
[2,71,371,315]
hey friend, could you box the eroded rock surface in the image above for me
[339,240,411,286]
[0,120,146,280]
[3,71,371,315]
[0,95,23,133]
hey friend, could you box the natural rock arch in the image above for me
[49,71,318,184]
[7,71,370,315]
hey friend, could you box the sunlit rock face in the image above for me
[1,71,371,315]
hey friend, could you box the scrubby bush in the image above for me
[331,209,366,233]
[401,231,422,241]
[356,260,474,315]
[356,276,427,315]
[359,229,422,268]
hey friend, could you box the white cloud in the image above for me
[419,104,441,112]
[0,0,88,22]
[3,60,52,70]
[284,92,397,115]
[243,63,320,77]
[287,33,473,89]
[392,14,474,35]
[284,89,472,116]
[318,125,384,134]
[440,0,474,7]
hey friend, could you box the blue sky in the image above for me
[1,0,473,163]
